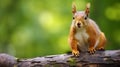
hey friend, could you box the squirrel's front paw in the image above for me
[88,47,96,54]
[97,47,105,51]
[72,50,80,56]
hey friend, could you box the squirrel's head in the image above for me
[72,3,90,29]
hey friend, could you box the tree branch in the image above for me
[0,50,120,67]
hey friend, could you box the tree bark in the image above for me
[0,50,120,67]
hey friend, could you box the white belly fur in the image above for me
[75,29,89,51]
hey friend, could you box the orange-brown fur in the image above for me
[68,3,106,56]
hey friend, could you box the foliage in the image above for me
[0,0,120,58]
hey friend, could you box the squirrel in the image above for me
[68,3,106,56]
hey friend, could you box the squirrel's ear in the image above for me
[72,2,76,14]
[85,3,90,16]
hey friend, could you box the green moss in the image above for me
[67,58,76,66]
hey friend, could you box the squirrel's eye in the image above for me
[73,17,75,19]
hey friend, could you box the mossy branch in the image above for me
[0,50,120,67]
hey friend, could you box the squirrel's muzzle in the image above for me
[77,23,81,28]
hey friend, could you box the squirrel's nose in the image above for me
[77,23,81,26]
[77,23,81,28]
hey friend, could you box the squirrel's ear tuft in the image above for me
[72,2,77,14]
[85,3,90,17]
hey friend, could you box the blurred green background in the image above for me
[0,0,120,58]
